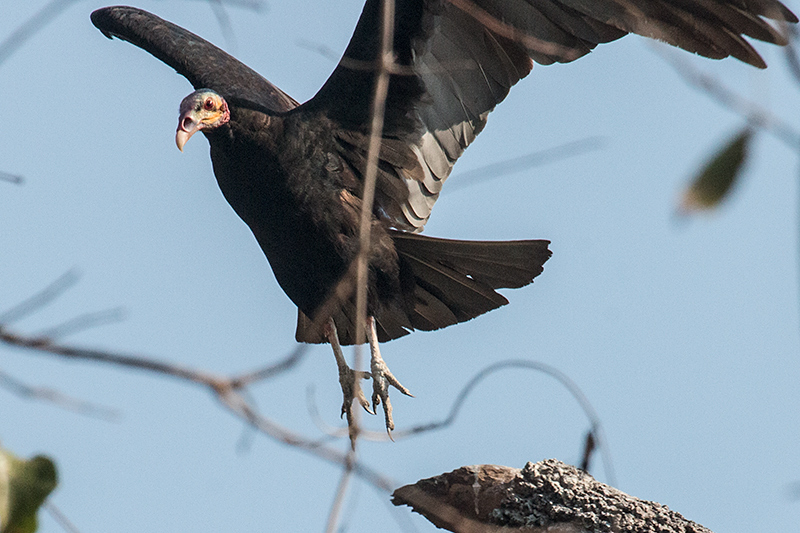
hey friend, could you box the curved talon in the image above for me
[368,317,412,433]
[326,317,377,448]
[338,367,373,418]
[327,316,414,444]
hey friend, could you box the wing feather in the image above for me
[91,6,298,113]
[95,1,797,233]
[299,0,794,232]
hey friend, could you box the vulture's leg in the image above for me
[367,316,413,433]
[325,317,372,446]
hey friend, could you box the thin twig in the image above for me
[326,453,356,533]
[0,369,120,421]
[0,269,80,324]
[216,388,395,491]
[390,359,616,486]
[230,344,307,386]
[655,46,800,150]
[0,325,225,387]
[34,308,127,340]
[296,39,341,62]
[0,0,266,69]
[447,136,605,193]
[207,0,237,53]
[784,26,800,87]
[0,0,78,67]
[354,0,395,354]
[325,2,396,530]
[191,0,267,11]
[0,171,23,184]
[44,501,82,533]
[579,431,596,472]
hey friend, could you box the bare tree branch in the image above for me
[230,344,307,387]
[0,325,223,386]
[388,359,615,485]
[393,460,712,533]
[307,359,614,484]
[215,387,395,491]
[0,321,398,495]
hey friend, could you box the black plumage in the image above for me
[91,1,795,431]
[91,0,796,341]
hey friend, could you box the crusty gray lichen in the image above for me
[392,460,713,533]
[491,459,712,533]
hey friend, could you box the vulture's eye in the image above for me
[204,98,215,110]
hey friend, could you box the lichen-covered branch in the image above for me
[393,459,712,533]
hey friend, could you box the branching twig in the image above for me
[230,344,307,386]
[308,359,615,484]
[0,325,224,386]
[215,387,395,491]
[0,323,396,494]
[391,359,615,485]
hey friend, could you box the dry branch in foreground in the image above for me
[392,459,712,533]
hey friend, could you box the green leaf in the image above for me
[0,443,57,533]
[679,128,753,213]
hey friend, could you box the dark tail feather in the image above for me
[295,231,551,344]
[390,231,551,335]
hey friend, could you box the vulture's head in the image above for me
[176,89,230,151]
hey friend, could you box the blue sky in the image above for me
[2,1,799,531]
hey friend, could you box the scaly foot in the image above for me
[325,318,372,447]
[367,316,413,434]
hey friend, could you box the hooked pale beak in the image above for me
[176,112,201,152]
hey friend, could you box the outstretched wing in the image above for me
[300,0,796,231]
[91,6,298,114]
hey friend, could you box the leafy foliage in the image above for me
[680,128,753,213]
[0,444,57,533]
